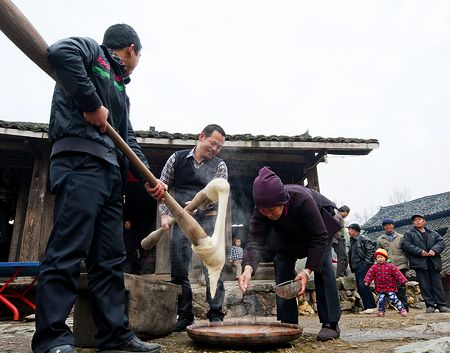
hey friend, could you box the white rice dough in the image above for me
[192,178,229,298]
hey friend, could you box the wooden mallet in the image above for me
[0,0,208,246]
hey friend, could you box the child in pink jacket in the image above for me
[364,248,408,317]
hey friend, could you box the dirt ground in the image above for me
[1,308,449,353]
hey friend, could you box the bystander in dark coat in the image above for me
[348,223,377,313]
[402,214,448,313]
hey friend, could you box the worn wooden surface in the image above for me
[8,171,31,261]
[19,143,52,261]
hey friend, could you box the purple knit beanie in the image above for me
[253,166,290,208]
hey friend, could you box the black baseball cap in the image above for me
[411,214,425,221]
[348,223,361,232]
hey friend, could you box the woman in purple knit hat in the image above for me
[238,166,342,341]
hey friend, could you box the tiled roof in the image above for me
[362,191,450,232]
[0,120,49,133]
[0,120,378,144]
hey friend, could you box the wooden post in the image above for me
[19,143,53,261]
[306,165,320,192]
[154,209,171,277]
[8,171,31,261]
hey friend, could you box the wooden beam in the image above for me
[306,166,320,192]
[19,144,52,261]
[8,171,31,261]
[0,140,34,153]
[220,150,306,163]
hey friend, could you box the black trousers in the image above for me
[415,268,447,308]
[274,241,341,324]
[32,154,132,353]
[170,214,225,321]
[397,268,409,310]
[332,238,348,277]
[354,264,377,310]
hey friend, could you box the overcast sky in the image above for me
[1,0,449,223]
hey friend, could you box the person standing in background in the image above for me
[364,248,408,317]
[348,223,377,314]
[376,218,409,311]
[229,237,244,278]
[123,220,138,273]
[402,214,448,314]
[332,205,350,277]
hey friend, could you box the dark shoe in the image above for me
[426,307,436,313]
[438,306,449,313]
[96,335,160,352]
[46,345,76,353]
[316,323,340,342]
[174,317,194,332]
[209,316,223,323]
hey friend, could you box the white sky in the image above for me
[1,0,450,223]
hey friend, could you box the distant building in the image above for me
[362,191,450,276]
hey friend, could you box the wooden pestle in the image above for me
[140,186,210,250]
[0,0,208,246]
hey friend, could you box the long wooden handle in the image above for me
[141,186,209,249]
[0,0,55,81]
[0,0,208,245]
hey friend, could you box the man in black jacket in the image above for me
[32,25,164,353]
[239,167,342,341]
[402,214,448,313]
[348,223,377,314]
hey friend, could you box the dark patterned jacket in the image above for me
[48,37,148,178]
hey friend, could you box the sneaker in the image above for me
[174,318,194,332]
[438,306,449,313]
[359,308,377,314]
[426,307,436,314]
[316,323,340,342]
[400,309,408,317]
[209,317,223,323]
[377,311,385,317]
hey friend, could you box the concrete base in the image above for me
[73,273,180,348]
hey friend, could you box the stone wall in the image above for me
[191,278,425,319]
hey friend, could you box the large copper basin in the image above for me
[186,321,302,346]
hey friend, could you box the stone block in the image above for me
[124,274,180,337]
[338,276,356,290]
[340,301,354,311]
[73,273,180,348]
